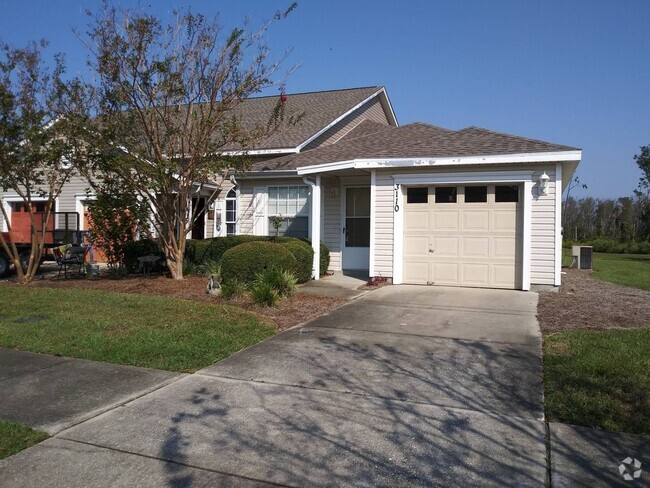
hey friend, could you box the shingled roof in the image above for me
[221,86,384,151]
[250,121,580,171]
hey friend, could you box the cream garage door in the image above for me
[403,184,522,289]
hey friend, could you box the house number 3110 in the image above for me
[394,184,400,212]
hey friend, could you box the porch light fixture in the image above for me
[539,172,550,196]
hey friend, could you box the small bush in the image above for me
[256,267,297,297]
[220,279,247,299]
[185,235,268,266]
[279,240,313,282]
[320,241,330,274]
[563,239,650,255]
[220,241,297,284]
[250,281,280,307]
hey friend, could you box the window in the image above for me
[495,185,519,203]
[465,186,487,203]
[407,187,428,204]
[435,186,457,203]
[225,188,237,236]
[268,186,310,238]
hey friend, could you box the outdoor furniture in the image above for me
[52,246,85,279]
[137,255,160,277]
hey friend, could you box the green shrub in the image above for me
[279,240,313,282]
[563,239,650,254]
[220,241,297,284]
[220,279,247,299]
[123,239,165,273]
[185,235,267,266]
[256,267,297,297]
[320,241,330,274]
[250,281,280,307]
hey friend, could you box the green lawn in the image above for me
[0,286,275,372]
[544,328,650,434]
[0,420,48,460]
[592,253,650,291]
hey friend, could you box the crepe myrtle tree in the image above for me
[0,40,89,283]
[81,3,299,279]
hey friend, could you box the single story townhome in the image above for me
[1,86,581,290]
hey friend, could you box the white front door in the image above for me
[342,187,370,270]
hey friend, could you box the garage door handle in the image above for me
[428,245,435,253]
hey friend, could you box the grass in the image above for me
[544,328,650,434]
[592,253,650,291]
[0,286,275,372]
[0,420,48,460]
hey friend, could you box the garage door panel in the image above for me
[433,211,459,231]
[432,237,458,257]
[462,210,490,231]
[404,210,430,231]
[493,264,517,288]
[462,263,490,286]
[403,261,429,283]
[493,210,517,231]
[493,237,517,259]
[404,236,429,256]
[432,262,459,285]
[463,237,489,258]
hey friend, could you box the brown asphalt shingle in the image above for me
[220,86,383,150]
[250,122,580,171]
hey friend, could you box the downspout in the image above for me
[303,176,321,280]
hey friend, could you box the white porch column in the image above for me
[304,176,321,280]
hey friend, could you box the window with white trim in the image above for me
[268,186,310,238]
[225,188,237,236]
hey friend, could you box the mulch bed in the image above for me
[27,274,347,331]
[537,268,650,335]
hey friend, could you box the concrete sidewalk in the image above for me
[0,348,181,434]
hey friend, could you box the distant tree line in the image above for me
[562,145,650,251]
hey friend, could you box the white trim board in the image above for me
[390,170,534,291]
[296,151,581,175]
[1,195,60,232]
[554,163,563,286]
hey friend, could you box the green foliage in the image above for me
[250,281,280,307]
[0,285,275,373]
[185,235,265,266]
[220,241,297,284]
[256,267,297,297]
[0,420,48,460]
[563,238,650,254]
[544,328,650,434]
[123,239,164,273]
[86,177,151,269]
[279,240,313,282]
[319,240,330,274]
[634,144,650,190]
[220,278,248,299]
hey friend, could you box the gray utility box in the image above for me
[572,246,593,270]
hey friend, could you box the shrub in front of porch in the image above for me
[220,241,297,284]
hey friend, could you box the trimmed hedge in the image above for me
[221,241,297,284]
[279,240,314,283]
[563,239,650,254]
[319,241,330,274]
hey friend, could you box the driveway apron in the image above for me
[1,285,546,487]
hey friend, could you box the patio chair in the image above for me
[52,246,84,279]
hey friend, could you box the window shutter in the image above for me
[252,187,268,235]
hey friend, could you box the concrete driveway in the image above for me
[1,285,546,487]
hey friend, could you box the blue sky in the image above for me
[1,0,648,198]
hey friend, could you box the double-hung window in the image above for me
[267,186,310,238]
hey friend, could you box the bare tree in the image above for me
[0,40,87,283]
[81,3,298,279]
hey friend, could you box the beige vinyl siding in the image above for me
[303,97,390,150]
[372,164,559,286]
[530,168,557,285]
[374,172,395,278]
[322,176,341,271]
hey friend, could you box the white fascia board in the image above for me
[219,147,299,156]
[296,88,385,152]
[377,87,399,127]
[294,151,581,175]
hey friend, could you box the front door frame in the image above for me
[340,184,371,271]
